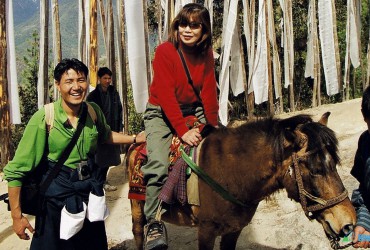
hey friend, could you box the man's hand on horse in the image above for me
[136,131,146,144]
[181,128,203,147]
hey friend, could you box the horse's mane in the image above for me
[299,121,340,173]
[216,114,339,170]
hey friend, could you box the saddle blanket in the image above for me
[128,116,206,205]
[127,138,198,204]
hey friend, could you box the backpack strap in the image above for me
[44,102,97,132]
[86,102,97,123]
[44,103,54,131]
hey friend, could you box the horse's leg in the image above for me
[220,230,242,250]
[130,199,147,250]
[198,223,217,250]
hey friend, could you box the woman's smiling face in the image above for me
[178,17,203,47]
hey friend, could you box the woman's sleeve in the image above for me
[201,49,219,126]
[4,109,47,187]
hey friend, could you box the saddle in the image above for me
[128,116,214,204]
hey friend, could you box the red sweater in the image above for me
[148,42,219,137]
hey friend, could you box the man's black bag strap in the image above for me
[39,102,88,194]
[178,48,202,102]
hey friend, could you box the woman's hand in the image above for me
[353,225,370,248]
[181,128,202,146]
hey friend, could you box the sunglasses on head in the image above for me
[179,21,202,30]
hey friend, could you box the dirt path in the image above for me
[0,98,364,249]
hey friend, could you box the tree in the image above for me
[0,0,11,169]
[11,31,40,153]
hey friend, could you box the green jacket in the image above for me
[4,99,111,187]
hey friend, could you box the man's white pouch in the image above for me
[60,202,87,240]
[86,192,109,222]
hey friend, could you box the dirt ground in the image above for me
[0,98,365,250]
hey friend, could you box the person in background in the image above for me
[4,58,145,250]
[141,3,218,250]
[351,86,370,248]
[87,67,123,192]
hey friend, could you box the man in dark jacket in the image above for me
[87,67,123,191]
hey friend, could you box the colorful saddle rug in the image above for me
[128,117,204,202]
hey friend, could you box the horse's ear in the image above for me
[318,112,331,126]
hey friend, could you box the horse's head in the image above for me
[280,112,356,246]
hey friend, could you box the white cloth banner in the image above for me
[218,0,238,125]
[251,0,269,105]
[230,21,245,97]
[175,0,194,16]
[161,0,169,41]
[125,0,149,113]
[6,0,21,124]
[347,0,361,68]
[318,0,339,96]
[282,0,294,89]
[305,0,315,79]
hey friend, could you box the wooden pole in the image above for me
[89,0,98,87]
[98,0,107,53]
[143,0,151,86]
[117,0,128,133]
[267,0,282,114]
[311,0,318,107]
[156,0,162,44]
[0,0,11,169]
[108,0,116,85]
[332,0,341,94]
[246,0,255,118]
[168,0,174,33]
[78,0,86,62]
[52,0,61,100]
[265,0,274,115]
[287,0,294,112]
[37,0,49,107]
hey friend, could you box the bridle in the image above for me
[291,149,348,219]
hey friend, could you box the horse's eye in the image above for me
[308,165,327,176]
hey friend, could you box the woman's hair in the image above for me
[362,86,370,119]
[54,58,89,82]
[168,3,212,54]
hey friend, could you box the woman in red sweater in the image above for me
[142,3,219,250]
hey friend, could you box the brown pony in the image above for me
[127,113,356,250]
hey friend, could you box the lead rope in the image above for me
[330,239,353,249]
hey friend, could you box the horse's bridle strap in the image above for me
[292,152,349,217]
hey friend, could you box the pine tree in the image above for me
[10,31,40,153]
